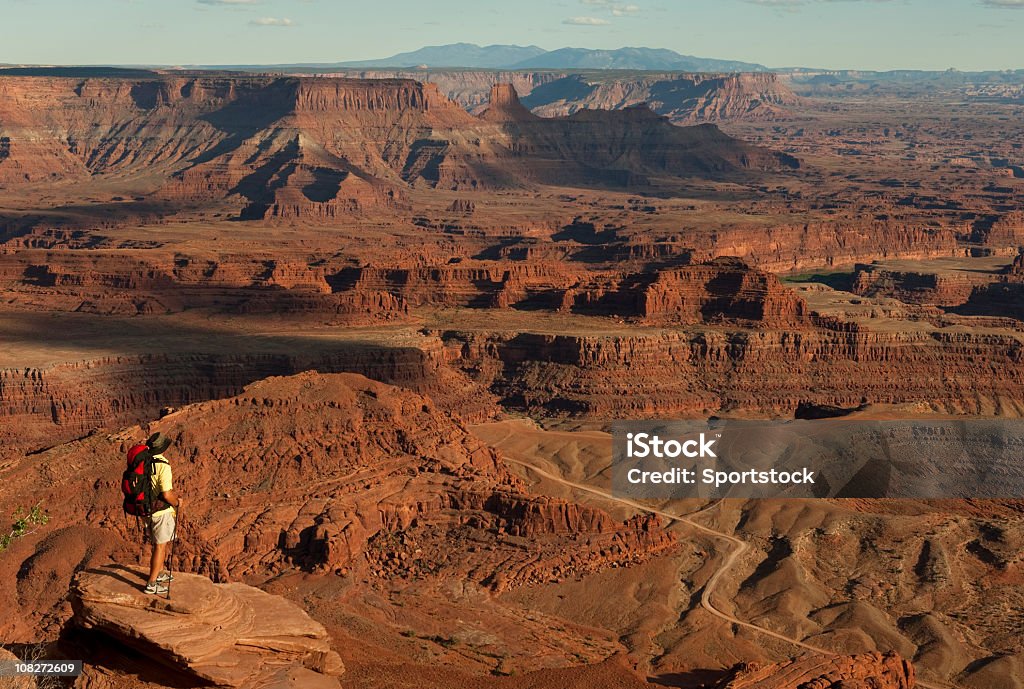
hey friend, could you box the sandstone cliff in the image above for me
[0,75,793,218]
[480,84,799,183]
[442,320,1024,418]
[341,69,800,123]
[330,256,805,324]
[522,72,800,123]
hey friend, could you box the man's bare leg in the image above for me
[148,541,168,584]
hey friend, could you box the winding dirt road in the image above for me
[500,455,956,689]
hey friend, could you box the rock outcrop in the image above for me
[522,72,800,123]
[343,69,800,123]
[136,372,674,584]
[443,320,1024,417]
[846,254,1024,322]
[481,84,798,183]
[704,220,961,274]
[0,341,472,458]
[480,83,537,121]
[0,648,33,689]
[852,264,983,306]
[714,652,915,688]
[330,257,806,324]
[0,75,793,214]
[973,211,1024,246]
[0,372,675,641]
[71,565,344,688]
[0,249,413,321]
[637,258,808,325]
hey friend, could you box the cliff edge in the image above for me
[70,564,345,688]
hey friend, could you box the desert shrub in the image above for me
[0,503,49,552]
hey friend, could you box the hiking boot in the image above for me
[156,571,174,583]
[144,582,169,595]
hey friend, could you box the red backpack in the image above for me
[121,443,168,517]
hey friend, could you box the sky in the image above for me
[1,0,1021,71]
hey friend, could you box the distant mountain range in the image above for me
[183,44,1023,76]
[339,43,548,70]
[333,43,767,73]
[508,47,765,72]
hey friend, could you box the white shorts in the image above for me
[149,510,176,544]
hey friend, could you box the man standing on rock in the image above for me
[144,432,183,596]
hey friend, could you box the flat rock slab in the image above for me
[71,565,343,688]
[0,647,34,689]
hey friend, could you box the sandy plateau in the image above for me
[0,68,1022,688]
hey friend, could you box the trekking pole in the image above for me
[166,514,178,601]
[136,515,148,568]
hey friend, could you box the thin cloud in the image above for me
[743,0,896,6]
[198,0,259,5]
[981,0,1024,7]
[582,0,642,14]
[250,16,295,26]
[563,16,612,24]
[612,4,641,15]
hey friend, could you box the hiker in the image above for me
[121,432,184,596]
[144,432,183,595]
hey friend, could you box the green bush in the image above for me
[0,503,49,552]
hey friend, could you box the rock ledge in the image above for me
[71,565,343,688]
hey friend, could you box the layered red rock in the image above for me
[0,372,676,644]
[974,211,1024,246]
[443,318,1024,417]
[852,264,984,306]
[481,84,798,182]
[480,83,538,122]
[71,565,345,688]
[714,652,914,689]
[523,72,801,123]
[0,248,411,320]
[140,372,674,585]
[705,220,962,273]
[638,258,808,325]
[0,75,792,215]
[343,70,800,123]
[0,332,479,459]
[331,257,805,324]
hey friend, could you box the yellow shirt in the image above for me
[150,454,175,518]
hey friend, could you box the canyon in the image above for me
[0,67,1022,688]
[342,69,799,123]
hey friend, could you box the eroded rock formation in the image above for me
[714,652,915,689]
[0,337,491,459]
[331,257,805,324]
[480,84,798,183]
[0,372,676,645]
[442,319,1024,417]
[345,69,801,123]
[522,72,800,123]
[71,565,344,688]
[0,76,792,219]
[139,372,674,584]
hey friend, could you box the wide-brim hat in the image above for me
[146,432,172,454]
